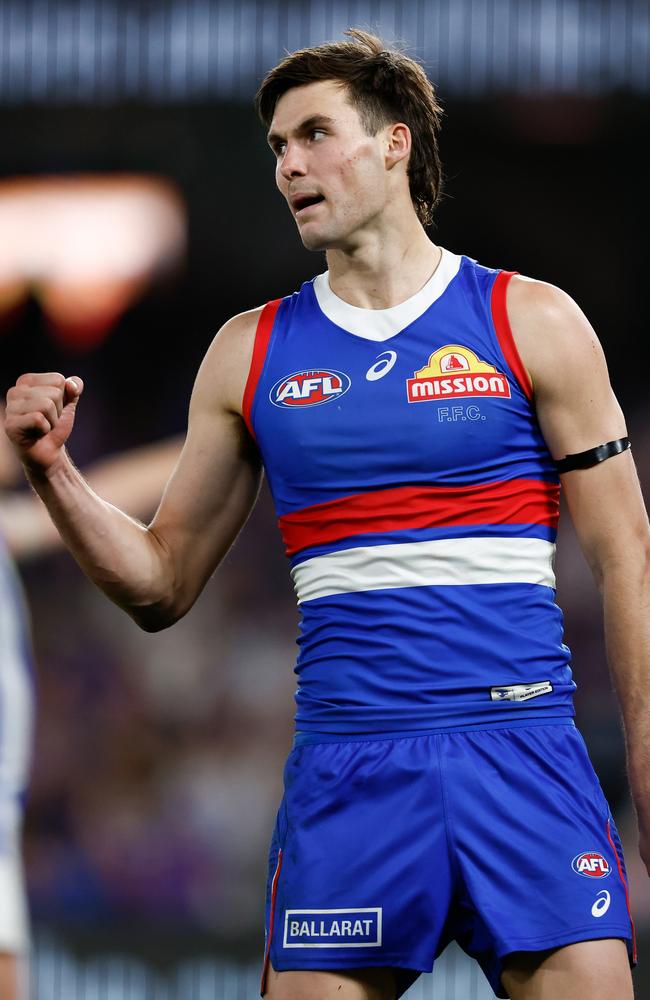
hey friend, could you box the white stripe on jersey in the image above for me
[291,536,556,604]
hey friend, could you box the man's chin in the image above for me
[295,218,341,252]
[298,229,330,252]
[297,221,355,254]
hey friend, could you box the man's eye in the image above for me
[311,130,326,141]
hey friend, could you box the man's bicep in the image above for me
[153,409,261,584]
[509,276,642,573]
[536,365,627,469]
[509,276,627,461]
[148,315,262,612]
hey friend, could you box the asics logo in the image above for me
[366,351,397,381]
[591,890,611,918]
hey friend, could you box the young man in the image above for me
[4,29,649,1000]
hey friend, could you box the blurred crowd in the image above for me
[17,483,297,946]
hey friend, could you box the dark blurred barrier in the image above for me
[32,936,495,999]
[0,0,649,104]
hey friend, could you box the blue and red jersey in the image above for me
[243,249,575,733]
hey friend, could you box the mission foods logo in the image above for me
[571,852,612,878]
[270,370,351,408]
[406,345,511,403]
[283,908,382,948]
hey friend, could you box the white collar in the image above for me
[312,247,462,342]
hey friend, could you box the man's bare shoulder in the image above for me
[506,274,607,396]
[195,305,265,416]
[208,304,265,369]
[507,270,592,316]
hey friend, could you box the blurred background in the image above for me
[0,0,649,996]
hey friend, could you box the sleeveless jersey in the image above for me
[243,249,575,733]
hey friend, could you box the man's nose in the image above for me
[279,142,307,180]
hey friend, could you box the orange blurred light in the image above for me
[0,175,186,350]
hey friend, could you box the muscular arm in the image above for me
[0,435,183,561]
[4,308,263,631]
[509,276,650,869]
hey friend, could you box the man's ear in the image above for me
[385,122,411,170]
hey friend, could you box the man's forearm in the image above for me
[2,435,182,562]
[27,450,175,630]
[601,560,650,824]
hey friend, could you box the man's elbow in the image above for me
[128,603,178,633]
[118,568,191,633]
[125,588,192,633]
[125,526,193,631]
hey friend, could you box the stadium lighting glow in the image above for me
[0,175,187,349]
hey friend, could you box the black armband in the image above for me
[555,436,630,474]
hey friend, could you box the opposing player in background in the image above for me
[5,29,650,1000]
[0,418,32,1000]
[0,411,180,1000]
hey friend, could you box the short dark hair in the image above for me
[255,29,444,227]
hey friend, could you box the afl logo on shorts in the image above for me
[270,370,351,408]
[571,852,612,878]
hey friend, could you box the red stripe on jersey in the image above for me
[279,478,560,557]
[491,271,533,402]
[606,819,637,964]
[242,299,282,439]
[260,847,283,995]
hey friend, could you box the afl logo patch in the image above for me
[270,370,351,408]
[571,852,612,878]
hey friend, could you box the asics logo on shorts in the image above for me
[283,908,382,947]
[591,890,611,917]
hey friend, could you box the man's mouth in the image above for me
[292,194,325,216]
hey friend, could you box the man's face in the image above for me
[268,80,391,252]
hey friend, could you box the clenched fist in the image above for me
[4,373,84,476]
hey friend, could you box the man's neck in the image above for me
[325,224,441,311]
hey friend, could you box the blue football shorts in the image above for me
[261,721,635,998]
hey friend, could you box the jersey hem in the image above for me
[293,716,576,747]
